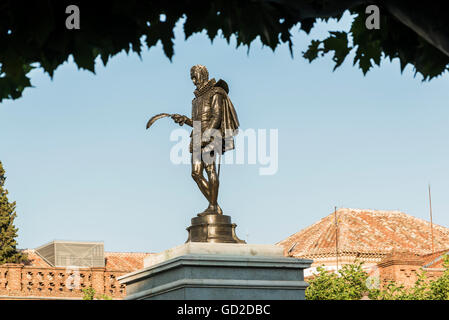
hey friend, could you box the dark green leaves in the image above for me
[325,32,351,71]
[1,1,449,103]
[302,6,449,79]
[0,63,34,100]
[305,31,351,71]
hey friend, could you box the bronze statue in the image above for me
[146,65,244,243]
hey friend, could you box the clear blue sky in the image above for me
[1,14,448,253]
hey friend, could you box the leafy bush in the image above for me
[306,255,449,300]
[82,287,113,300]
[306,261,369,300]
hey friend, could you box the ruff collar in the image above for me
[194,78,216,98]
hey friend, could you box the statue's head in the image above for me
[190,65,209,89]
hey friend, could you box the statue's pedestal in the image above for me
[118,242,312,300]
[186,214,245,243]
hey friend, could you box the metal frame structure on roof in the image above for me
[35,240,105,268]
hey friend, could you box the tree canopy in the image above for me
[1,1,448,102]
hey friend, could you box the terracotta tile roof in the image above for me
[22,249,52,267]
[21,249,151,272]
[277,208,449,258]
[104,252,151,272]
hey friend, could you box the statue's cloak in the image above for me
[214,79,240,154]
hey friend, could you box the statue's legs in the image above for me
[191,155,210,201]
[205,162,221,214]
[191,152,222,215]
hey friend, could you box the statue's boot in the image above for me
[197,204,223,216]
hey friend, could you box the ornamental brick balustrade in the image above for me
[0,263,127,299]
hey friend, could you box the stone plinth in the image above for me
[118,243,313,300]
[144,242,284,267]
